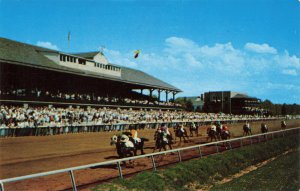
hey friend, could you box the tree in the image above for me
[185,100,194,112]
[281,103,287,115]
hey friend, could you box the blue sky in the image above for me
[1,0,299,104]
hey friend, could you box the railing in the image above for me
[0,127,299,191]
[0,117,282,137]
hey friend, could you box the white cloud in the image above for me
[103,37,300,103]
[104,49,137,67]
[282,69,298,76]
[165,36,198,51]
[274,50,300,69]
[36,41,59,50]
[244,43,277,54]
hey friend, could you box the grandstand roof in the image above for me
[0,37,181,92]
[231,93,256,99]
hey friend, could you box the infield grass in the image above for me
[211,148,300,191]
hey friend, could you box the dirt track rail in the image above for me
[1,127,299,191]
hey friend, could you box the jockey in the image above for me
[281,120,286,129]
[162,124,171,135]
[180,124,185,133]
[120,134,134,148]
[191,122,196,129]
[222,125,229,135]
[130,126,141,144]
[211,124,217,132]
[246,121,250,129]
[222,125,228,131]
[162,130,169,143]
[154,127,162,140]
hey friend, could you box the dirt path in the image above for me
[0,119,299,191]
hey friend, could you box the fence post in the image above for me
[151,155,156,171]
[215,143,219,153]
[0,180,4,191]
[117,161,123,179]
[198,146,202,158]
[177,151,182,162]
[240,139,243,147]
[228,141,232,150]
[69,170,77,191]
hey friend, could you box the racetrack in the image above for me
[0,119,299,191]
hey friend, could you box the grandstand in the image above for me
[0,37,182,110]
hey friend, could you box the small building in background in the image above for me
[203,91,262,114]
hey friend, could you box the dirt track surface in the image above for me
[0,119,299,191]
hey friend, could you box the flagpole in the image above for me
[68,31,71,50]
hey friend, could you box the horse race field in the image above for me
[0,119,299,191]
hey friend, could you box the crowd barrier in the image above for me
[0,117,281,137]
[0,127,299,191]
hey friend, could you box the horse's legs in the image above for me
[140,142,145,155]
[178,137,182,145]
[134,149,137,156]
[163,145,167,151]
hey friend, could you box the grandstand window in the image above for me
[60,54,66,62]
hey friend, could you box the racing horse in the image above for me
[110,135,135,161]
[153,129,173,152]
[189,122,199,137]
[261,123,268,139]
[243,123,252,136]
[118,132,149,155]
[174,124,189,144]
[216,123,222,140]
[207,126,218,142]
[281,120,287,130]
[220,129,231,149]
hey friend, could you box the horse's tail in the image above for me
[141,138,149,142]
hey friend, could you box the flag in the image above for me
[134,49,140,59]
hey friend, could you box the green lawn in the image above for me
[211,149,300,191]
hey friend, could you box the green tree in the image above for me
[281,103,287,115]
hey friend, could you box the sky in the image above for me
[0,0,299,104]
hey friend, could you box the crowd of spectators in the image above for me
[0,88,181,107]
[0,104,276,129]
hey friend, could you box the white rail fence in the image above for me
[0,127,299,191]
